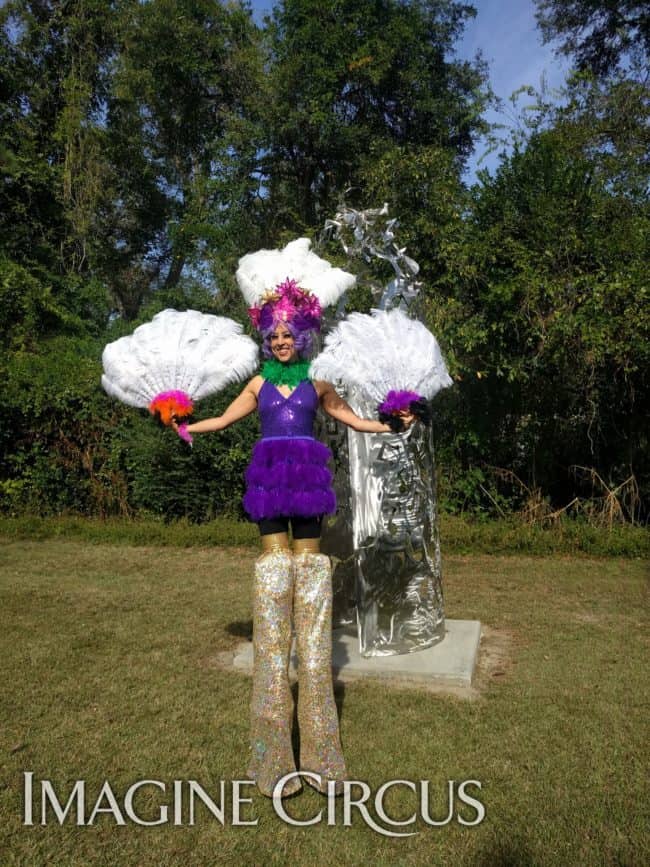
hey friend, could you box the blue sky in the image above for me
[460,0,570,176]
[249,0,571,181]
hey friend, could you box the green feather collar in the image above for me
[261,358,311,387]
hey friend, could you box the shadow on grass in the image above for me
[227,619,253,640]
[473,837,535,866]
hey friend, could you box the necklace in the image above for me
[261,358,311,388]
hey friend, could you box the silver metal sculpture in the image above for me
[317,204,447,656]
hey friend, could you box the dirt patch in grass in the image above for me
[472,624,516,692]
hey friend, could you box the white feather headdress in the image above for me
[309,308,453,403]
[235,237,356,308]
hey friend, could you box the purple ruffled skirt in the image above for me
[243,436,336,521]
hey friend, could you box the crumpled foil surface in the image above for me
[318,204,446,656]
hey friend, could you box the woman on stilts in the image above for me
[175,278,414,797]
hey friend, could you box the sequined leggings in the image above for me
[247,525,347,796]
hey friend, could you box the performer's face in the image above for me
[270,326,297,363]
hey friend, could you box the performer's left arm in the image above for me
[317,381,414,432]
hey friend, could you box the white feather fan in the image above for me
[235,237,356,308]
[309,308,453,403]
[102,309,258,412]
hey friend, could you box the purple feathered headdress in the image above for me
[248,278,322,358]
[248,278,322,333]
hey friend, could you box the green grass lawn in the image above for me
[0,539,647,866]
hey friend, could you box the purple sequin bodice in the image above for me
[242,378,336,521]
[258,379,318,438]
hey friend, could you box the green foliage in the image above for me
[102,0,266,316]
[429,74,650,516]
[263,0,490,229]
[1,1,648,523]
[347,72,649,520]
[535,0,650,77]
[0,342,258,522]
[1,0,265,321]
[0,258,112,350]
[359,143,468,292]
[119,386,258,522]
[0,335,125,516]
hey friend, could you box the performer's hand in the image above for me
[170,414,193,444]
[398,410,416,428]
[381,410,416,433]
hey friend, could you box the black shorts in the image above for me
[258,515,323,540]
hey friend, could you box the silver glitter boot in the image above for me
[293,541,347,793]
[247,537,301,797]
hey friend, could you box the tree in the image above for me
[428,74,650,516]
[0,0,265,517]
[0,0,116,343]
[100,0,266,318]
[262,0,490,230]
[535,0,650,77]
[1,0,266,324]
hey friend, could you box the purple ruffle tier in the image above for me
[243,436,336,521]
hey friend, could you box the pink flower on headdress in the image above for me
[277,277,303,303]
[273,294,296,323]
[247,277,322,335]
[302,292,322,320]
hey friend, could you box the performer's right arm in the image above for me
[172,377,260,435]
